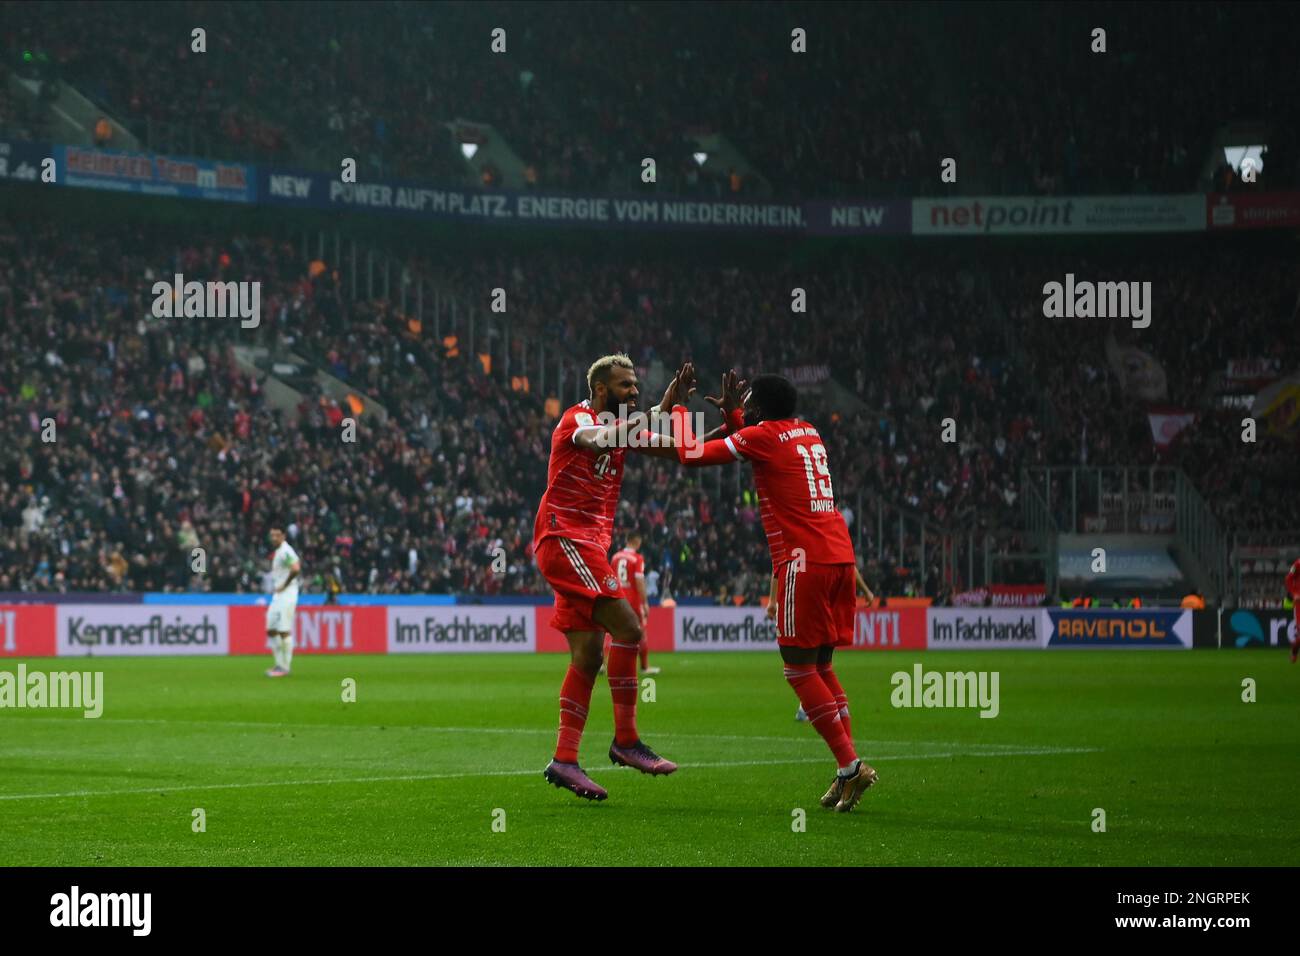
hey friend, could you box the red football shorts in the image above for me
[774,561,855,648]
[536,536,623,633]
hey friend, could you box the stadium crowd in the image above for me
[999,243,1300,533]
[1,207,1295,602]
[4,1,1296,194]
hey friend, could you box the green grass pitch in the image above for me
[1,651,1297,866]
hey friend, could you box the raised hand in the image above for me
[674,362,698,404]
[705,369,746,414]
[657,373,680,411]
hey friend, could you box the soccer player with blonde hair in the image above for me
[536,354,682,800]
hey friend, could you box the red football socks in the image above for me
[816,662,852,741]
[785,663,857,766]
[555,665,595,764]
[608,640,641,746]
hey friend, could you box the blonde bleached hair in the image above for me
[586,353,635,396]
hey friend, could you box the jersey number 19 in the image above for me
[796,444,834,501]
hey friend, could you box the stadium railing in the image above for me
[1021,472,1060,599]
[294,228,589,407]
[1173,469,1230,603]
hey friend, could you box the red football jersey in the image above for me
[724,418,856,571]
[533,400,628,553]
[611,547,646,613]
[1286,559,1300,599]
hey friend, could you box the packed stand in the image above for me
[1,211,1293,601]
[22,1,1299,196]
[0,214,1038,600]
[998,243,1300,533]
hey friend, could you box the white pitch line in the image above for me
[11,716,833,743]
[0,747,1101,803]
[6,716,1071,750]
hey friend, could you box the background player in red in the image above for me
[536,353,683,801]
[670,363,878,812]
[1286,558,1300,663]
[605,533,660,676]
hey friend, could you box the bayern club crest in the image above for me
[605,576,619,592]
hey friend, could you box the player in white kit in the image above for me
[265,526,301,677]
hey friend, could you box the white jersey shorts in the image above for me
[266,595,297,635]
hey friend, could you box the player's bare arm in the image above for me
[855,565,875,604]
[628,372,685,459]
[278,561,301,594]
[572,371,680,459]
[628,433,680,459]
[574,424,679,459]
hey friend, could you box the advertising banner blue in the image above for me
[260,166,911,236]
[58,144,255,203]
[0,137,47,184]
[0,591,140,604]
[14,138,1269,240]
[1047,608,1192,648]
[142,593,456,606]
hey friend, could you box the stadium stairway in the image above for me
[448,118,525,189]
[232,345,392,427]
[1170,469,1230,602]
[9,72,139,150]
